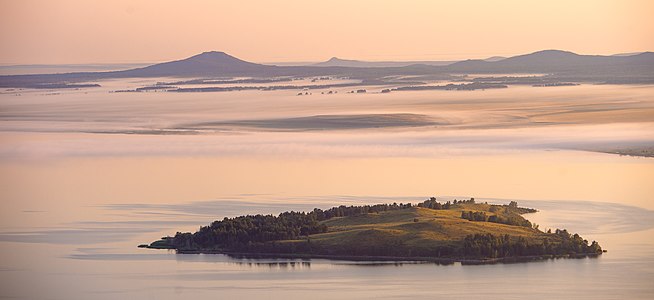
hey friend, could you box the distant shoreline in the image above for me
[588,149,654,158]
[567,146,654,159]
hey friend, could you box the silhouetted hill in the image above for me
[1,50,653,88]
[447,50,654,74]
[313,57,458,67]
[0,52,448,87]
[118,51,275,77]
[313,57,361,67]
[312,55,506,68]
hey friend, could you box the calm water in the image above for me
[1,79,653,299]
[0,193,653,300]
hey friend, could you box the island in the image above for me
[141,198,604,263]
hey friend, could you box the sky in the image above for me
[0,0,653,64]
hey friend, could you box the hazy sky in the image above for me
[0,0,652,64]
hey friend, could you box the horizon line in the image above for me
[0,49,651,67]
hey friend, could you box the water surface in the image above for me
[1,79,653,299]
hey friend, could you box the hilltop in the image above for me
[312,56,458,67]
[311,55,506,68]
[446,49,654,74]
[118,51,274,77]
[143,198,603,263]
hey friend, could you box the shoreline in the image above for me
[166,249,602,265]
[569,146,654,159]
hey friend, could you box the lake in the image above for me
[0,79,653,299]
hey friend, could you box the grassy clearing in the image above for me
[308,205,544,255]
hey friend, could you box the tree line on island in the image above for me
[460,201,537,228]
[463,230,603,258]
[167,202,413,250]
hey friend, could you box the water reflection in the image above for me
[1,195,653,300]
[231,261,313,270]
[1,81,653,299]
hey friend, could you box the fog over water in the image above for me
[0,78,653,299]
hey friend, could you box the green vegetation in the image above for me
[460,200,537,227]
[146,198,603,262]
[462,230,603,258]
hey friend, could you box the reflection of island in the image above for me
[142,199,604,263]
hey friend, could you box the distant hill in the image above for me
[1,49,653,87]
[446,50,654,74]
[313,57,459,67]
[312,55,509,67]
[117,51,274,77]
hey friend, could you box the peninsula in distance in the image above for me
[143,198,604,264]
[1,49,653,89]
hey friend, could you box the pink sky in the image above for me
[0,0,653,64]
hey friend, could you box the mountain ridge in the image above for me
[118,51,273,77]
[312,56,459,68]
[1,49,653,87]
[447,49,654,73]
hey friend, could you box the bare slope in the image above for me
[296,205,546,257]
